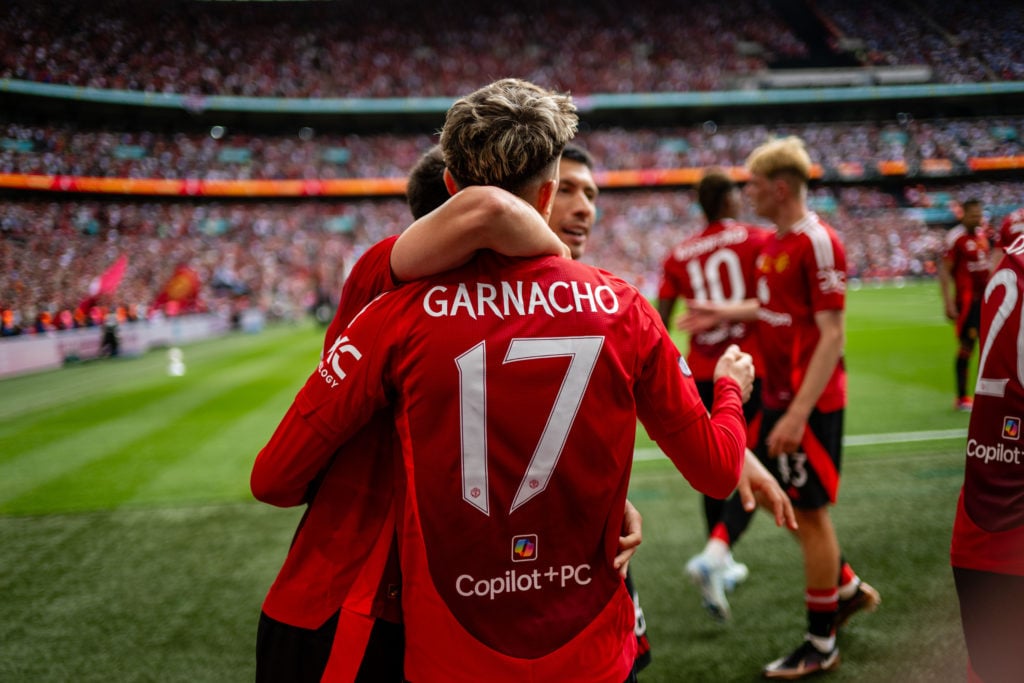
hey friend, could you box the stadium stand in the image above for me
[1,0,1023,341]
[2,115,1023,179]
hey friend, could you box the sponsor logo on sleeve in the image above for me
[678,356,692,377]
[817,268,846,294]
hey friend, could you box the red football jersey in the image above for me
[995,207,1024,249]
[754,213,847,413]
[944,224,991,305]
[260,251,747,682]
[658,219,771,379]
[257,236,400,634]
[951,241,1024,576]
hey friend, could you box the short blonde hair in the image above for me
[440,78,577,194]
[745,136,812,184]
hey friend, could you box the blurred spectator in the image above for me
[3,116,1023,181]
[0,0,803,97]
[8,180,1019,334]
[4,0,1021,97]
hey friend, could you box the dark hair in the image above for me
[961,198,982,212]
[561,143,594,170]
[696,168,736,221]
[405,145,449,220]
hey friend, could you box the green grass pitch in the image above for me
[0,280,972,682]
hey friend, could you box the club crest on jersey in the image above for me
[1003,416,1021,441]
[511,534,538,562]
[678,356,692,377]
[774,253,790,273]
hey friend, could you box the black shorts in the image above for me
[696,377,763,448]
[756,407,843,509]
[957,298,982,346]
[624,567,652,672]
[256,610,404,683]
[953,566,1024,682]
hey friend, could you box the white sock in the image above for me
[837,577,861,601]
[806,633,836,653]
[703,537,730,566]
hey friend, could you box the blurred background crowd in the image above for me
[2,0,1022,337]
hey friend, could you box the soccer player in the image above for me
[253,146,575,682]
[548,143,599,260]
[253,78,794,683]
[939,198,991,412]
[988,205,1024,269]
[738,136,879,679]
[951,234,1024,683]
[657,168,772,621]
[546,141,654,672]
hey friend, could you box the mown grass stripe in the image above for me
[0,322,322,423]
[122,382,307,507]
[0,339,315,512]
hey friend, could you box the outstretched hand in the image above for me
[677,301,722,333]
[736,450,798,531]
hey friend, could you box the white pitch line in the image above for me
[633,428,968,461]
[842,428,967,446]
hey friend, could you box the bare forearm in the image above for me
[718,298,760,322]
[788,311,844,419]
[938,260,954,306]
[391,186,565,282]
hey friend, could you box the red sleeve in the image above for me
[651,377,745,499]
[633,302,745,497]
[250,403,337,507]
[807,231,846,314]
[323,236,399,355]
[252,290,399,507]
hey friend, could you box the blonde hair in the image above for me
[745,136,812,185]
[440,78,577,194]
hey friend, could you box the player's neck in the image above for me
[772,203,809,235]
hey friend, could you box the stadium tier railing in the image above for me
[5,77,1024,114]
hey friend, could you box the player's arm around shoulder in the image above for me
[390,185,568,282]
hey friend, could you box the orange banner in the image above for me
[0,156,1015,197]
[0,173,410,197]
[968,156,1024,171]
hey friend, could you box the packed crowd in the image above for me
[1,0,800,97]
[3,0,1021,99]
[0,200,376,336]
[5,180,1019,338]
[817,0,1024,82]
[3,115,1023,181]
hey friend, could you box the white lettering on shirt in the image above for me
[424,281,620,318]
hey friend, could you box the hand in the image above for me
[944,300,958,321]
[712,344,755,403]
[735,450,798,530]
[614,498,643,578]
[766,410,807,457]
[677,301,721,333]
